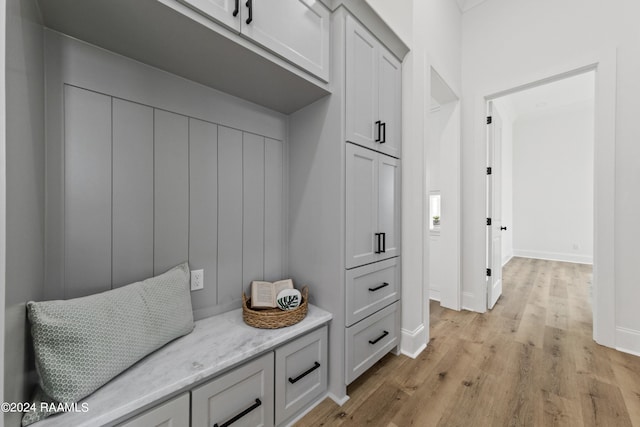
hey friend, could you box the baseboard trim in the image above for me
[429,289,441,301]
[513,249,592,265]
[502,254,514,267]
[400,323,427,358]
[616,326,640,356]
[462,291,482,312]
[327,392,350,406]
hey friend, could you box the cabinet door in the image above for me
[378,154,401,259]
[275,327,327,425]
[118,393,189,427]
[377,47,402,158]
[346,143,379,269]
[242,0,330,81]
[181,0,242,31]
[192,353,274,427]
[345,15,379,149]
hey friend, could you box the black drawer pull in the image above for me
[369,330,389,345]
[213,398,261,427]
[288,361,321,384]
[369,282,390,292]
[245,0,253,24]
[233,0,239,16]
[375,120,382,142]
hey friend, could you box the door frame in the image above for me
[474,49,616,348]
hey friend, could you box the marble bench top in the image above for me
[35,305,332,427]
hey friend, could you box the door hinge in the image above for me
[486,268,492,277]
[486,116,492,124]
[487,167,492,175]
[487,218,492,226]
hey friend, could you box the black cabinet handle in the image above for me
[381,232,386,253]
[369,330,389,345]
[288,361,321,384]
[500,226,507,231]
[233,0,239,16]
[381,122,386,144]
[369,282,390,292]
[375,120,382,142]
[374,233,381,254]
[213,398,261,427]
[245,0,252,24]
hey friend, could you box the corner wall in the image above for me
[3,0,45,425]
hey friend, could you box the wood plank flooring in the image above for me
[297,257,640,426]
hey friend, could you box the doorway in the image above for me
[485,70,596,310]
[427,67,461,311]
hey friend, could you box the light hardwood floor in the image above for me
[297,257,640,426]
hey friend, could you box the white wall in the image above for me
[513,103,594,264]
[462,0,640,354]
[366,0,462,356]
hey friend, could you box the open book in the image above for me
[250,279,294,309]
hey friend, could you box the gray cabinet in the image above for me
[118,393,190,427]
[345,301,399,384]
[275,327,327,425]
[182,0,330,81]
[346,15,402,158]
[192,353,275,427]
[345,258,399,327]
[345,143,400,269]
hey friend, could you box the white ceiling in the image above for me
[495,71,595,120]
[455,0,489,13]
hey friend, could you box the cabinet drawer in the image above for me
[345,302,399,384]
[192,353,274,427]
[346,258,399,326]
[118,393,189,427]
[275,326,327,425]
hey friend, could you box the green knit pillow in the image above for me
[23,262,194,424]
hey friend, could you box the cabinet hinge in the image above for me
[486,268,492,277]
[487,218,492,226]
[486,116,493,124]
[487,167,492,175]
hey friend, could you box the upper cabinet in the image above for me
[346,16,401,158]
[182,0,330,82]
[37,0,331,114]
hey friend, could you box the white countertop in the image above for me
[35,305,332,427]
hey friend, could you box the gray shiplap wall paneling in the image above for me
[264,138,284,282]
[189,118,218,311]
[112,99,154,288]
[217,126,244,304]
[154,110,190,275]
[64,86,112,298]
[242,133,265,293]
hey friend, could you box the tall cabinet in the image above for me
[289,5,407,401]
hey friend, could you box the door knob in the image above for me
[500,226,507,231]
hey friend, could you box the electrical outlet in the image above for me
[191,269,204,291]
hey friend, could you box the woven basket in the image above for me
[242,287,308,329]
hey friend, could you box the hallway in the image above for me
[298,257,640,426]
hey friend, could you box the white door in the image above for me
[242,0,330,81]
[345,15,379,149]
[182,0,242,31]
[377,47,402,158]
[346,143,379,268]
[487,102,503,309]
[377,154,400,259]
